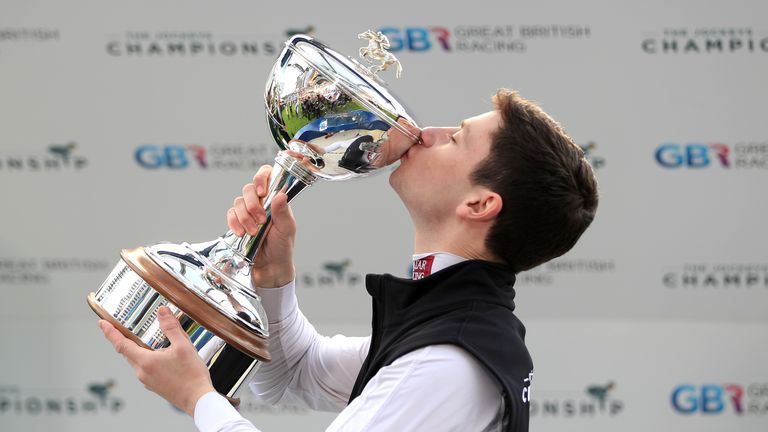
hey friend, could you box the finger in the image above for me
[398,118,422,140]
[270,192,296,235]
[252,165,273,198]
[242,183,267,224]
[233,196,260,236]
[381,124,420,165]
[156,306,191,347]
[227,208,245,237]
[99,320,144,366]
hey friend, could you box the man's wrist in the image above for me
[185,385,217,417]
[256,278,297,323]
[252,265,295,288]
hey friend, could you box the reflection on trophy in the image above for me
[87,31,419,402]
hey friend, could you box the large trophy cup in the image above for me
[87,31,419,402]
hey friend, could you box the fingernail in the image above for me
[158,306,169,317]
[256,185,264,195]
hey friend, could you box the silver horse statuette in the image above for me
[358,30,402,79]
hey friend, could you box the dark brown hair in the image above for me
[471,89,599,273]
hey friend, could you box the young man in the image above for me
[100,88,599,431]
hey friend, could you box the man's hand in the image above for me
[376,118,422,167]
[227,164,297,288]
[99,306,215,417]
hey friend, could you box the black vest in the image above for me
[349,260,533,431]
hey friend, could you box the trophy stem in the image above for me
[221,151,316,262]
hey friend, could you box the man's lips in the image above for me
[400,138,423,161]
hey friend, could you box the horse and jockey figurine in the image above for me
[358,30,403,79]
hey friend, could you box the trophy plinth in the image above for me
[88,243,272,400]
[88,31,418,401]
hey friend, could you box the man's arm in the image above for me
[247,281,370,410]
[192,280,370,431]
[227,164,371,408]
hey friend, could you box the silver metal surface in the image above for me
[146,243,269,338]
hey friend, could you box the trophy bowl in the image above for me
[88,31,419,402]
[265,33,419,180]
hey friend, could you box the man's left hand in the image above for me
[99,306,216,416]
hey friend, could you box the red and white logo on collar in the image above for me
[412,255,435,280]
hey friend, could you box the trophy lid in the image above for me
[265,33,419,180]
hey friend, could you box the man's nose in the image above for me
[419,127,460,147]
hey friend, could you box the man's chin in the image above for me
[388,166,406,194]
[388,168,400,189]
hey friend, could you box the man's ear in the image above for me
[456,189,502,222]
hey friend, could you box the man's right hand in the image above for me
[227,164,296,288]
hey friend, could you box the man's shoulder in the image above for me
[459,303,534,382]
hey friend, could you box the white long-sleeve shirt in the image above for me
[194,254,504,431]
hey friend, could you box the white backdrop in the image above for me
[1,0,767,431]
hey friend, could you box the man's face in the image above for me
[390,110,500,221]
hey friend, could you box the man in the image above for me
[100,88,599,431]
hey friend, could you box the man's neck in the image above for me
[413,223,491,262]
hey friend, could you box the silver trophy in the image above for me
[87,31,419,403]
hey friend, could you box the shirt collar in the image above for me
[412,252,467,279]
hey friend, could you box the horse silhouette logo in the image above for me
[48,142,77,163]
[323,259,351,281]
[586,381,615,404]
[286,26,316,37]
[87,380,116,406]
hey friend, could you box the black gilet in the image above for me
[348,260,533,432]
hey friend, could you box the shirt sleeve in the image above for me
[327,344,503,432]
[248,280,371,411]
[194,392,262,432]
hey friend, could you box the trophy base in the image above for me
[120,246,270,361]
[88,292,245,407]
[88,245,271,400]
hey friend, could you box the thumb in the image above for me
[157,306,190,346]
